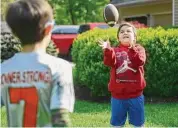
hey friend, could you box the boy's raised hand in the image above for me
[98,38,111,49]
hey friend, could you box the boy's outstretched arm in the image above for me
[129,44,146,67]
[51,108,70,127]
[50,62,75,127]
[98,39,116,67]
[104,48,116,67]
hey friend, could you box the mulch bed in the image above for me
[145,96,178,104]
[74,85,178,103]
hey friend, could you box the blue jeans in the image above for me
[110,95,145,126]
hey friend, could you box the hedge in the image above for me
[72,27,178,97]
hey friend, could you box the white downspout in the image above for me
[172,0,175,26]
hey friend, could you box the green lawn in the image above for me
[1,100,178,127]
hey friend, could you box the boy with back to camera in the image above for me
[98,22,146,127]
[1,0,75,127]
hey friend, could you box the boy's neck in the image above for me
[22,41,47,53]
[120,43,129,48]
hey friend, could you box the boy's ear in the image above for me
[44,25,53,36]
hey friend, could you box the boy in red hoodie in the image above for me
[98,22,146,127]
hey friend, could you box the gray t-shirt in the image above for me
[1,50,75,127]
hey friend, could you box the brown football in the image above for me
[103,4,119,27]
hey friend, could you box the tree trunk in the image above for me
[68,0,76,25]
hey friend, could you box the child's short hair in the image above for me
[117,22,137,37]
[6,0,53,45]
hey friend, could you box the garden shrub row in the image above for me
[72,27,178,97]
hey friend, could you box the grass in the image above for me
[1,100,178,127]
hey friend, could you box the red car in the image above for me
[51,23,109,60]
[51,25,79,56]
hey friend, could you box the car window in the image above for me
[52,26,79,34]
[78,24,90,34]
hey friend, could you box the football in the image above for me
[103,4,119,27]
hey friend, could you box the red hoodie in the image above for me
[104,44,146,99]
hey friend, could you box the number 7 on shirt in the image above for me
[9,87,38,127]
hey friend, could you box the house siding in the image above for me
[114,2,172,27]
[119,2,172,16]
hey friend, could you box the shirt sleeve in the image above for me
[1,96,4,107]
[129,44,146,68]
[104,48,116,67]
[1,78,5,107]
[50,63,75,112]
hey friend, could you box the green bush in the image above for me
[138,27,178,97]
[1,32,59,63]
[163,25,178,30]
[72,28,117,96]
[72,27,178,97]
